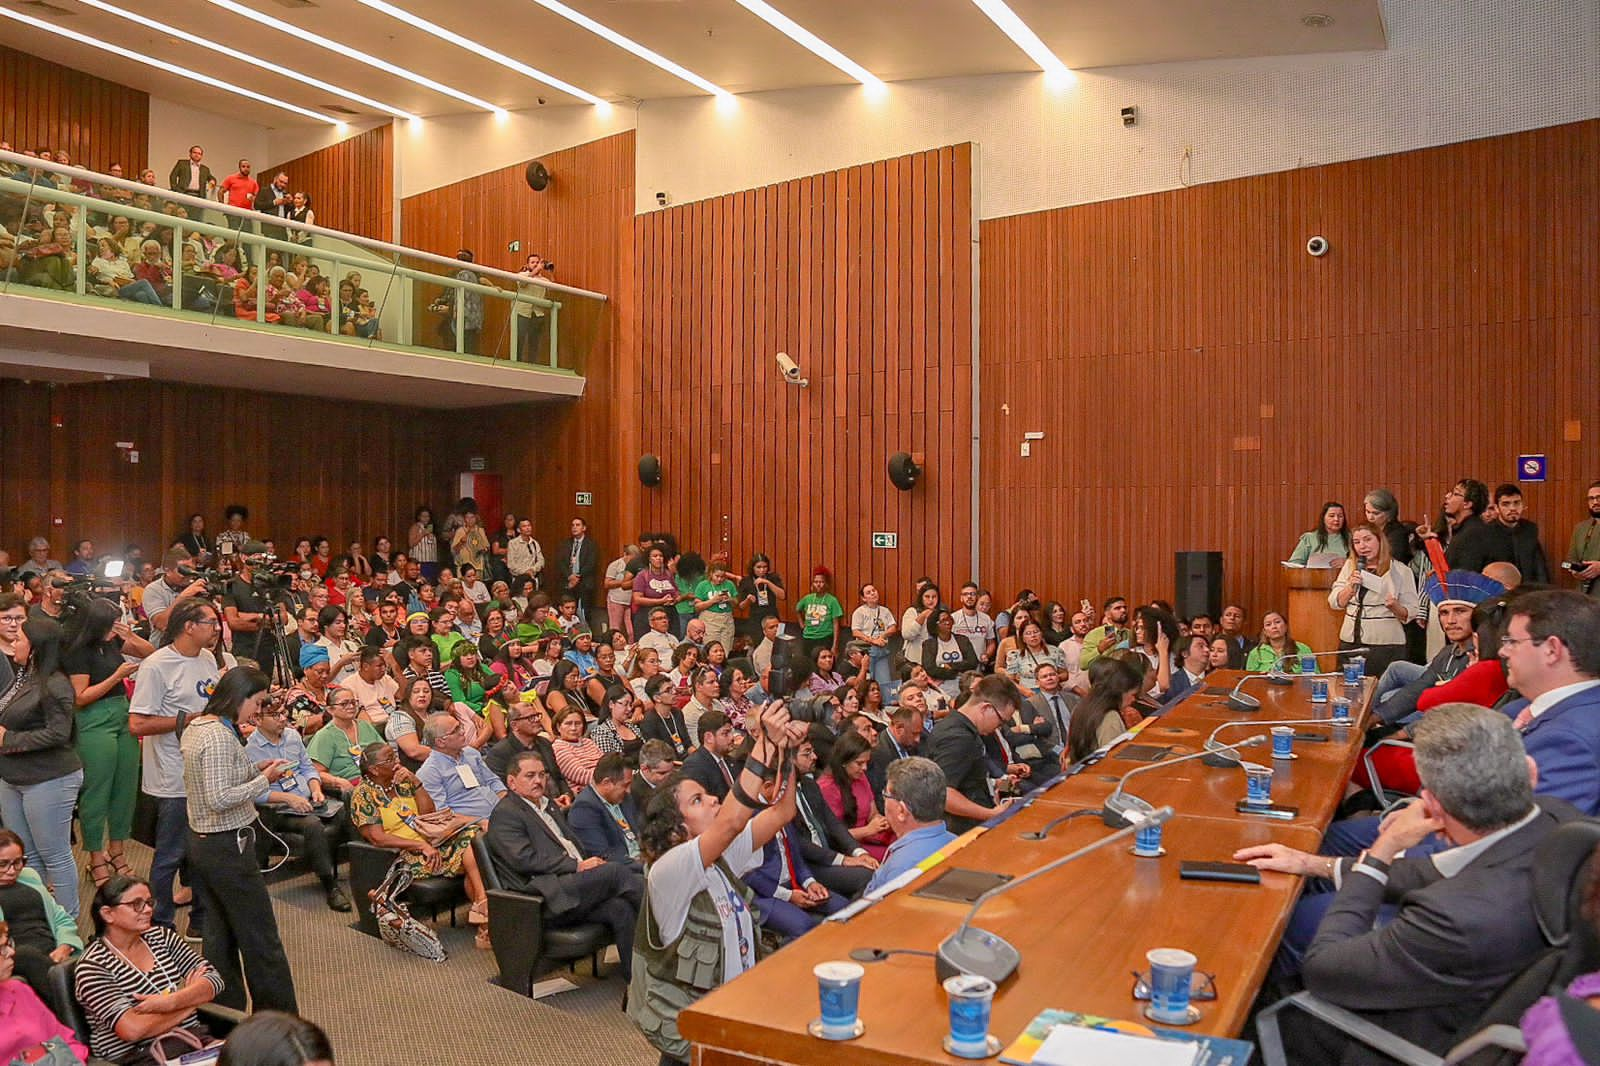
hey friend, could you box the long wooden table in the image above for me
[679,670,1374,1066]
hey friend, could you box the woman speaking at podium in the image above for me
[1329,524,1419,676]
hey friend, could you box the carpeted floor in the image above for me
[70,840,657,1065]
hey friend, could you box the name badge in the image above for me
[457,764,480,789]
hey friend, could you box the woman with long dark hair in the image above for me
[817,729,891,860]
[64,595,154,886]
[1244,610,1313,672]
[174,514,210,559]
[1063,657,1146,765]
[1289,501,1350,563]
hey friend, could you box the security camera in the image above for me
[655,191,669,207]
[776,351,808,387]
[1306,235,1329,257]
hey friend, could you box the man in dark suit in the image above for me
[1493,484,1551,584]
[485,706,571,803]
[792,730,876,898]
[552,516,601,622]
[1237,704,1578,1064]
[253,171,291,242]
[630,739,677,812]
[485,750,643,978]
[1498,590,1600,815]
[680,710,738,800]
[168,145,214,198]
[744,821,851,938]
[566,754,643,870]
[868,705,923,796]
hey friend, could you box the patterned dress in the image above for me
[348,779,476,878]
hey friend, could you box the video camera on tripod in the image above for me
[52,562,130,624]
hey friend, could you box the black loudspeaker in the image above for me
[638,454,662,487]
[1174,551,1223,622]
[525,161,551,192]
[887,452,921,491]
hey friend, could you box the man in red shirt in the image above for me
[218,159,258,210]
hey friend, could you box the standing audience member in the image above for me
[553,517,601,624]
[1565,480,1600,597]
[794,567,844,657]
[923,675,1019,832]
[1330,523,1419,677]
[1491,484,1551,584]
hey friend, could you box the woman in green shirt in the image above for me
[445,644,509,741]
[429,607,465,663]
[1244,611,1314,673]
[794,565,844,657]
[1288,501,1350,564]
[693,552,739,656]
[307,685,385,786]
[673,552,706,640]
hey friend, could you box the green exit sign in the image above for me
[872,532,898,549]
[575,492,593,506]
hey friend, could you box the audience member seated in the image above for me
[348,743,489,947]
[816,730,892,861]
[0,918,88,1066]
[244,701,352,911]
[1162,634,1212,706]
[550,705,604,788]
[743,812,850,938]
[1002,617,1066,694]
[1236,704,1577,1063]
[1288,501,1350,564]
[485,702,570,803]
[630,740,677,812]
[868,704,924,795]
[74,876,225,1065]
[567,754,644,869]
[921,675,1021,832]
[921,608,979,699]
[305,684,382,795]
[1063,657,1145,764]
[1369,571,1502,726]
[217,1011,333,1066]
[680,711,739,800]
[786,728,877,899]
[485,750,643,979]
[0,829,81,998]
[416,714,506,822]
[866,757,957,894]
[1243,610,1313,672]
[591,683,644,765]
[444,643,509,742]
[1518,841,1600,1063]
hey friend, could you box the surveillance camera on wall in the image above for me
[776,352,808,387]
[1306,235,1330,257]
[655,191,669,207]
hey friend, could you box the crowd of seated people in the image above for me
[1,476,1598,1064]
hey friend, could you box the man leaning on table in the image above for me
[866,757,956,894]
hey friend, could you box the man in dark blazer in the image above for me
[792,731,876,898]
[485,749,643,978]
[1236,704,1578,1065]
[168,145,214,198]
[743,823,851,938]
[630,739,677,811]
[566,754,643,870]
[680,710,738,800]
[253,171,291,242]
[552,516,601,617]
[485,705,571,801]
[1430,477,1513,573]
[868,705,923,796]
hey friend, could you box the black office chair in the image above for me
[346,840,469,938]
[1258,818,1600,1066]
[469,833,612,997]
[45,958,246,1065]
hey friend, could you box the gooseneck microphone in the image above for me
[1100,736,1267,827]
[1224,646,1370,710]
[1201,719,1339,766]
[935,806,1176,984]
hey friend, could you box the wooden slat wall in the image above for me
[268,123,394,240]
[399,131,636,563]
[630,144,975,602]
[0,44,148,172]
[0,380,457,558]
[980,119,1600,623]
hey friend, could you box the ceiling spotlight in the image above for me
[1301,13,1336,28]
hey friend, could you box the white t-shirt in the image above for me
[952,609,995,648]
[129,646,222,798]
[646,824,761,983]
[638,629,679,662]
[346,672,399,726]
[851,604,894,641]
[317,636,362,686]
[605,557,632,606]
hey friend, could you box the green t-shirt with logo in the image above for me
[694,578,737,614]
[795,593,843,640]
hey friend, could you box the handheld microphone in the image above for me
[1101,736,1267,827]
[1201,719,1340,766]
[935,806,1175,984]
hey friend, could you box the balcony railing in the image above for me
[0,149,607,377]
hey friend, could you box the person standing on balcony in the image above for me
[167,145,214,199]
[515,253,552,362]
[254,171,291,243]
[217,160,257,212]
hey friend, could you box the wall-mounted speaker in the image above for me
[887,452,921,491]
[525,161,551,192]
[638,454,662,487]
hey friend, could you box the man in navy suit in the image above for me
[743,822,850,938]
[1498,590,1600,815]
[567,753,643,870]
[1161,635,1212,707]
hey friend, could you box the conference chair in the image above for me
[468,833,613,997]
[1361,736,1418,808]
[346,840,469,938]
[45,958,245,1065]
[1258,818,1600,1066]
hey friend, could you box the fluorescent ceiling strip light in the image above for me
[75,0,418,120]
[520,0,732,102]
[729,0,885,91]
[967,0,1074,83]
[353,0,609,108]
[0,5,340,123]
[205,0,504,114]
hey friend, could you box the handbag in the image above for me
[148,1026,222,1066]
[370,857,448,963]
[7,1036,84,1066]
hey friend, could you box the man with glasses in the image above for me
[1566,479,1600,597]
[790,733,876,899]
[1422,477,1512,574]
[866,757,956,894]
[486,703,571,802]
[1497,590,1600,814]
[129,599,223,938]
[417,713,506,822]
[245,696,352,912]
[922,675,1020,832]
[0,596,26,691]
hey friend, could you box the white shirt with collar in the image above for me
[522,794,582,861]
[1526,679,1600,723]
[1348,804,1541,886]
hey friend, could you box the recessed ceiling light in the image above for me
[353,0,609,109]
[968,0,1074,85]
[729,0,886,93]
[519,0,733,103]
[74,0,419,120]
[0,3,342,123]
[1302,13,1336,28]
[204,0,505,114]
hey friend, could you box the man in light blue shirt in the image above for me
[243,698,351,911]
[866,756,958,895]
[417,713,506,821]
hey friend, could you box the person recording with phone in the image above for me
[1330,523,1419,677]
[179,666,298,1013]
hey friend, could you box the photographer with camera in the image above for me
[221,553,274,668]
[514,252,552,363]
[143,549,211,646]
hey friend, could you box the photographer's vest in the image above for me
[627,857,764,1059]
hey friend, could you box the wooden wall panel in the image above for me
[268,123,393,240]
[0,380,456,561]
[399,131,635,564]
[0,44,148,172]
[979,119,1600,625]
[630,144,975,604]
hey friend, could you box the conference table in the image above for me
[678,670,1375,1066]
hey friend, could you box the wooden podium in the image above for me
[1284,566,1342,659]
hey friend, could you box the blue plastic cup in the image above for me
[944,974,996,1057]
[1344,658,1364,684]
[1311,678,1329,703]
[1133,819,1165,857]
[1146,948,1198,1024]
[1245,765,1274,806]
[1271,726,1295,759]
[1331,696,1352,723]
[814,961,864,1039]
[1299,654,1317,674]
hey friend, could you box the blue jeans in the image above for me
[149,795,207,931]
[1374,660,1427,706]
[0,769,85,917]
[869,646,895,691]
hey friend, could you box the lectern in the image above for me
[1283,567,1342,661]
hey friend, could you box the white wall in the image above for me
[633,0,1600,218]
[395,103,638,199]
[266,118,390,170]
[148,96,270,182]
